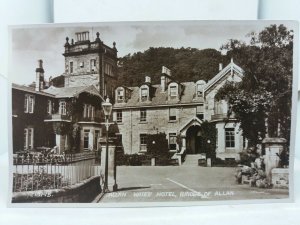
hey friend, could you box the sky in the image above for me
[9,21,295,85]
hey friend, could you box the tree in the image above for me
[146,133,169,159]
[200,121,217,159]
[217,24,293,148]
[117,47,226,87]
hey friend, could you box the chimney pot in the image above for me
[219,63,223,71]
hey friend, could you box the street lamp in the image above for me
[102,98,112,192]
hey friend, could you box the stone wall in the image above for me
[65,74,99,88]
[12,176,101,203]
[115,105,199,154]
[64,53,100,75]
[215,122,243,160]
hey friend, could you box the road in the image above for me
[98,166,289,203]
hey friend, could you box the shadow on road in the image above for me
[117,186,150,191]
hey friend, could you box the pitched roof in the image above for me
[204,60,244,93]
[114,82,204,108]
[12,83,55,97]
[42,85,103,99]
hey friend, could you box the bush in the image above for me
[213,157,237,167]
[116,153,150,166]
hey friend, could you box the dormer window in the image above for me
[141,87,148,101]
[170,85,177,97]
[197,84,203,97]
[196,80,206,98]
[117,89,124,101]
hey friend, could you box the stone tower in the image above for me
[63,31,118,100]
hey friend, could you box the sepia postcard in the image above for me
[8,21,298,207]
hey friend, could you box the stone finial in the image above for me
[95,32,101,42]
[71,38,74,45]
[113,41,116,48]
[231,57,233,63]
[64,37,70,47]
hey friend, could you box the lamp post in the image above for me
[102,98,112,192]
[206,139,212,167]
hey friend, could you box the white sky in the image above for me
[9,21,295,85]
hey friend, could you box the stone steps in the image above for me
[182,154,202,166]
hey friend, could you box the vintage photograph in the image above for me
[9,21,297,205]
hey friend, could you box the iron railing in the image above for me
[12,152,102,193]
[13,152,97,165]
[12,160,102,192]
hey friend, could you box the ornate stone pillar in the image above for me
[262,137,287,184]
[100,139,117,191]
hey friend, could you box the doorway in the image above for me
[186,125,203,154]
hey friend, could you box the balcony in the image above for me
[44,114,71,122]
[211,113,235,121]
[78,116,102,124]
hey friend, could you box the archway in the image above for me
[186,125,203,154]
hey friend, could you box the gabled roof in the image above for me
[114,82,204,108]
[12,83,55,97]
[42,85,103,99]
[180,116,203,133]
[204,60,244,93]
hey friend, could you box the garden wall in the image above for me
[12,176,101,203]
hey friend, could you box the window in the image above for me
[141,88,148,101]
[83,104,95,118]
[90,59,96,71]
[170,85,177,97]
[24,94,35,113]
[197,84,203,97]
[140,109,147,122]
[105,63,113,76]
[169,108,176,121]
[140,134,147,152]
[196,105,204,120]
[80,62,84,68]
[169,133,177,150]
[91,106,94,118]
[59,100,66,115]
[225,128,235,148]
[95,130,100,150]
[70,61,73,73]
[24,128,34,149]
[116,110,122,123]
[84,129,90,149]
[117,89,124,101]
[47,100,52,114]
[116,134,122,148]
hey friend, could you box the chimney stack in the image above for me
[219,63,223,71]
[35,59,45,91]
[145,76,151,84]
[161,66,171,92]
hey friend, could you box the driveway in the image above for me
[98,166,289,203]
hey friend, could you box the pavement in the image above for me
[97,166,289,203]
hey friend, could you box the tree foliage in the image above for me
[200,121,217,159]
[217,24,293,146]
[146,133,169,158]
[117,47,228,87]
